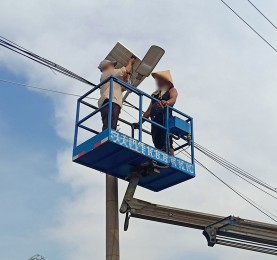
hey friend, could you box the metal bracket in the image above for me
[124,211,131,231]
[134,162,160,177]
[203,227,217,247]
[119,174,140,232]
[120,174,140,214]
[119,163,161,231]
[203,216,240,247]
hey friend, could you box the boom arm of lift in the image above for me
[120,177,277,256]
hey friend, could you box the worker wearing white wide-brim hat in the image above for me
[98,57,136,130]
[134,70,178,155]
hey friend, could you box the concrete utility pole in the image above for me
[106,175,120,260]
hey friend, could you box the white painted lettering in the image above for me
[147,146,154,157]
[111,130,120,142]
[119,135,129,147]
[162,153,169,163]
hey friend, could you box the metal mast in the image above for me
[106,175,120,260]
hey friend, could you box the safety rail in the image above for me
[73,76,194,165]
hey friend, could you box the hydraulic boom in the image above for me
[120,177,277,256]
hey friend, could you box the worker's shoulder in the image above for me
[169,87,178,94]
[101,67,126,80]
[113,67,126,76]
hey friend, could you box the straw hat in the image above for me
[151,70,174,88]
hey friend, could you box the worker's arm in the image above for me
[120,57,135,92]
[111,58,134,93]
[121,74,129,92]
[125,57,136,74]
[160,88,178,107]
[122,73,129,83]
[113,57,136,78]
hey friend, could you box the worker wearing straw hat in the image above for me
[134,70,178,155]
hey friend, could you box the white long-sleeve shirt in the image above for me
[98,67,127,108]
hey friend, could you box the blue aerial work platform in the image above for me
[72,76,195,192]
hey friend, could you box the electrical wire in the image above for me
[196,158,277,222]
[121,106,142,122]
[0,78,98,100]
[195,143,277,194]
[247,0,277,30]
[0,36,96,87]
[220,0,277,53]
[182,149,277,222]
[195,145,277,200]
[123,100,140,110]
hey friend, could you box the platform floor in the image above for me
[73,130,195,192]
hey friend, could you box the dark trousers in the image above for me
[101,100,121,130]
[151,116,173,151]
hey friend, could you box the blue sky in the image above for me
[1,0,277,259]
[0,65,70,259]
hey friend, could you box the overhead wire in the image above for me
[0,36,96,87]
[195,143,277,193]
[195,145,277,200]
[0,78,98,100]
[181,149,277,222]
[123,100,140,110]
[247,0,277,30]
[220,0,277,53]
[196,157,277,222]
[0,41,82,83]
[0,36,87,78]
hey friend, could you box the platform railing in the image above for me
[73,76,194,165]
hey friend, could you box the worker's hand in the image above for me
[133,122,139,129]
[159,100,168,107]
[126,56,137,73]
[130,56,136,65]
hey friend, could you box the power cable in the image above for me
[195,145,277,200]
[196,158,277,222]
[195,143,277,193]
[247,0,277,30]
[0,36,96,87]
[220,0,277,53]
[0,78,98,100]
[182,149,277,222]
[0,36,85,78]
[123,100,139,110]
